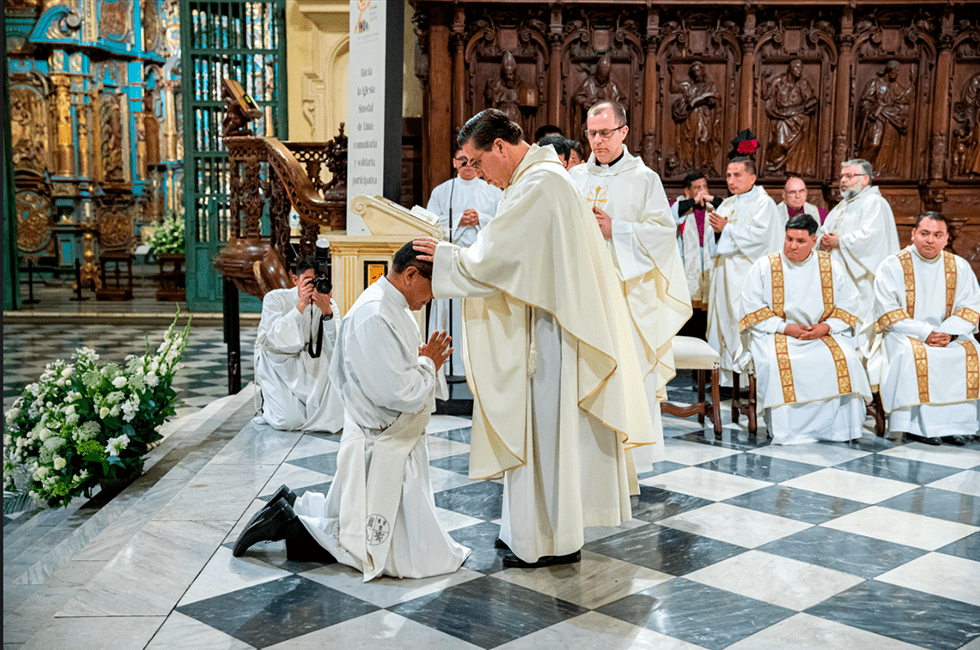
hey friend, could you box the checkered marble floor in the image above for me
[161,413,980,650]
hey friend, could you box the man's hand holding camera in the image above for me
[296,275,333,318]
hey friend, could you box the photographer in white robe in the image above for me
[738,214,871,444]
[253,255,343,432]
[234,243,470,581]
[414,109,656,569]
[426,149,501,385]
[873,213,980,445]
[818,159,900,358]
[569,101,691,473]
[706,155,784,386]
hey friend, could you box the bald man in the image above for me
[777,176,827,226]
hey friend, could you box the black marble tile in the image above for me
[806,580,980,650]
[177,575,379,647]
[835,454,962,486]
[448,521,507,574]
[429,427,471,443]
[936,530,980,562]
[630,485,716,523]
[389,575,587,649]
[636,461,688,480]
[758,526,927,578]
[584,523,747,576]
[723,485,867,525]
[697,453,822,483]
[433,481,502,521]
[287,452,339,476]
[597,577,795,650]
[429,453,471,475]
[878,486,980,527]
[826,435,898,452]
[677,428,769,451]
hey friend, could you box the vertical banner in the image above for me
[347,0,403,234]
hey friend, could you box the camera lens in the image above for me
[314,277,332,294]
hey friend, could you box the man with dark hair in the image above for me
[534,124,563,143]
[873,213,980,445]
[738,214,871,444]
[672,170,722,318]
[538,135,572,167]
[567,140,585,167]
[253,255,343,432]
[706,155,783,386]
[570,100,691,476]
[234,242,471,580]
[413,108,656,569]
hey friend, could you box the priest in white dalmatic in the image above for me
[706,154,784,386]
[873,213,980,445]
[569,101,691,473]
[738,214,872,444]
[426,148,502,384]
[414,109,656,569]
[253,255,344,432]
[818,159,900,357]
[234,243,471,581]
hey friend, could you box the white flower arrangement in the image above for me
[147,213,185,256]
[3,312,191,508]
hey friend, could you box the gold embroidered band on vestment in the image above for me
[897,250,916,318]
[909,337,930,403]
[962,340,979,400]
[944,251,957,320]
[739,307,778,332]
[817,251,834,322]
[876,308,911,332]
[821,336,852,395]
[953,307,980,325]
[769,253,785,318]
[774,333,796,403]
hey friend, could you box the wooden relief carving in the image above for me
[855,60,911,175]
[16,190,54,258]
[761,59,817,176]
[669,61,720,176]
[97,204,135,252]
[952,72,980,176]
[10,85,50,175]
[99,93,125,182]
[99,0,132,42]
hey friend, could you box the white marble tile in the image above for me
[427,465,472,493]
[264,462,334,491]
[496,611,706,650]
[208,422,301,465]
[876,552,980,607]
[266,609,480,649]
[22,615,164,650]
[3,586,78,644]
[434,507,484,532]
[658,503,812,548]
[686,550,864,611]
[780,468,916,504]
[145,612,253,649]
[286,435,341,460]
[495,550,672,609]
[726,613,923,650]
[153,463,279,521]
[583,519,651,544]
[662,439,741,465]
[425,415,473,434]
[178,546,291,606]
[960,635,980,650]
[748,443,871,467]
[927,469,980,497]
[301,564,483,608]
[424,437,471,460]
[640,467,771,501]
[821,505,979,550]
[879,444,980,470]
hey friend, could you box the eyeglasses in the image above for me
[467,150,485,170]
[840,172,867,179]
[453,156,470,167]
[585,124,626,140]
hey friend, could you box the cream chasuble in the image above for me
[253,287,344,432]
[432,145,656,562]
[818,186,899,355]
[706,185,784,382]
[873,246,980,438]
[739,251,872,444]
[295,278,469,581]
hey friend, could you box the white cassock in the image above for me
[432,145,656,563]
[569,146,691,472]
[738,251,872,444]
[873,245,980,438]
[426,176,501,382]
[706,185,784,385]
[818,186,899,357]
[293,277,469,581]
[671,200,715,310]
[253,287,343,432]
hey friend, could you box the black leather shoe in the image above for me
[907,434,941,446]
[942,435,967,446]
[494,537,510,551]
[233,500,295,557]
[502,551,581,568]
[245,485,298,529]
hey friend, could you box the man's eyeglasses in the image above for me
[453,156,470,167]
[840,172,867,179]
[467,150,485,170]
[585,124,626,140]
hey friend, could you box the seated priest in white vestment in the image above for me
[569,101,691,474]
[738,214,872,445]
[234,243,471,581]
[253,255,343,432]
[426,148,501,386]
[818,159,900,357]
[706,153,784,386]
[414,109,656,569]
[873,213,980,445]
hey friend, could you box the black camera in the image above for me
[313,276,332,294]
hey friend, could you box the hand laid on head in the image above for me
[296,275,314,314]
[925,331,952,347]
[458,209,480,228]
[419,330,453,372]
[708,211,728,233]
[820,232,839,250]
[593,207,612,239]
[413,237,439,263]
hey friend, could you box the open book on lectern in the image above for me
[349,194,443,239]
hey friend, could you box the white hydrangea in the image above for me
[104,434,130,456]
[99,406,110,418]
[53,456,66,470]
[112,376,127,388]
[122,400,138,422]
[5,407,20,423]
[145,373,159,387]
[108,391,125,403]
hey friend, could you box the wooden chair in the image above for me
[661,336,723,439]
[731,367,759,434]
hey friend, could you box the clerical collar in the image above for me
[599,150,625,168]
[911,244,942,264]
